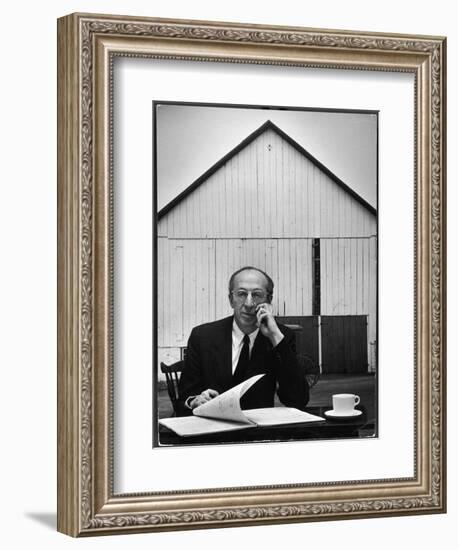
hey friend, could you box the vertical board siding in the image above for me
[160,128,376,239]
[321,315,368,374]
[158,237,314,349]
[321,238,375,315]
[157,127,377,372]
[321,236,377,371]
[369,235,377,371]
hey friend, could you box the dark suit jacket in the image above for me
[177,316,309,416]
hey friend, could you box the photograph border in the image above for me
[152,99,380,447]
[57,13,446,536]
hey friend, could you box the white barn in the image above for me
[158,120,377,375]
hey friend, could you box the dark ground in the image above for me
[157,374,377,423]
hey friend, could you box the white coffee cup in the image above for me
[332,393,360,415]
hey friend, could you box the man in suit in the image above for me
[177,266,309,415]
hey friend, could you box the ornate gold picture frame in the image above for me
[57,13,446,536]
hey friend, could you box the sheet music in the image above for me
[159,415,252,437]
[244,407,324,426]
[192,374,264,423]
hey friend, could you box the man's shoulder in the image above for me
[190,316,233,337]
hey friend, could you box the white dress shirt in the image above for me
[185,321,259,409]
[232,320,259,373]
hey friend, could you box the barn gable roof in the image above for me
[158,119,376,219]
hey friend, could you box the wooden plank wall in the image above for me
[159,129,376,240]
[157,127,377,371]
[321,236,377,371]
[321,315,369,374]
[158,237,314,350]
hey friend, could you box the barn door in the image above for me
[321,315,368,374]
[276,316,319,367]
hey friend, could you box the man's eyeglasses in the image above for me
[231,290,268,304]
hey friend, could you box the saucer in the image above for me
[324,409,362,419]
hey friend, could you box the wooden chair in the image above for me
[298,354,321,389]
[160,360,184,416]
[284,324,321,389]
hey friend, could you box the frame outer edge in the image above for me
[442,38,447,511]
[57,14,82,537]
[57,12,447,536]
[69,11,447,41]
[438,38,447,511]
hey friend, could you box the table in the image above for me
[157,406,375,446]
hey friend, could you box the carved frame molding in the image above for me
[57,13,446,537]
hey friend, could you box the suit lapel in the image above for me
[212,319,274,389]
[213,316,234,390]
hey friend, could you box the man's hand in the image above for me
[255,303,284,347]
[189,389,219,409]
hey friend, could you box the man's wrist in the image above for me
[268,329,284,347]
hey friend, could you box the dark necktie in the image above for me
[233,334,250,385]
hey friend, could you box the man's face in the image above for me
[229,270,270,333]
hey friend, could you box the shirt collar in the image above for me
[232,319,259,346]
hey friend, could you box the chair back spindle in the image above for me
[160,361,184,416]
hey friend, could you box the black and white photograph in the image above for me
[155,102,378,446]
[50,7,447,540]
